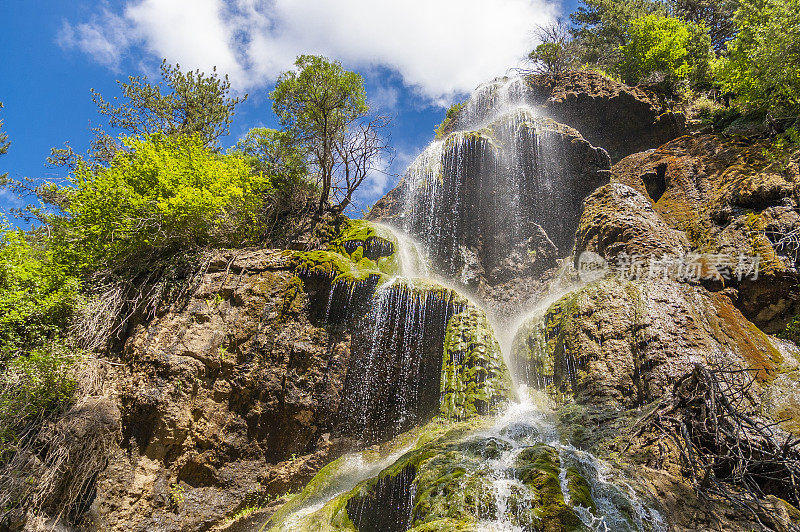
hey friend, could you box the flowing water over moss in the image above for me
[261,79,663,532]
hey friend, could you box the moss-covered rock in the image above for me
[611,134,800,333]
[440,307,516,420]
[512,277,792,409]
[264,410,626,532]
[514,444,586,531]
[292,219,405,324]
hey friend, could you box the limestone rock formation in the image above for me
[77,219,514,531]
[369,113,610,314]
[511,277,800,530]
[575,182,691,263]
[512,278,795,412]
[611,134,800,332]
[437,71,686,163]
[532,71,687,163]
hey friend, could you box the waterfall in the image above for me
[397,75,607,288]
[263,77,658,532]
[337,277,465,441]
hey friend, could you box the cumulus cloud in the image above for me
[59,0,559,103]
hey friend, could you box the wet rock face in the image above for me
[512,278,794,410]
[575,182,691,263]
[368,71,688,312]
[337,281,515,442]
[529,71,686,163]
[437,71,686,163]
[369,113,609,312]
[88,250,358,531]
[610,134,800,333]
[336,283,464,441]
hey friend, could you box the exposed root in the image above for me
[644,363,800,530]
[0,357,121,530]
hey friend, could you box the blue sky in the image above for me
[0,0,575,220]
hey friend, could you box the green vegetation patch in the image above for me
[515,444,585,530]
[440,307,516,420]
[293,219,402,291]
[434,101,466,139]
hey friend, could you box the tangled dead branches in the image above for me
[0,357,120,529]
[648,363,800,529]
[71,249,214,353]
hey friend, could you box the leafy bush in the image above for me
[0,227,79,363]
[0,345,76,459]
[49,133,271,272]
[434,101,466,138]
[690,95,722,121]
[616,14,711,88]
[232,127,309,191]
[570,0,666,66]
[715,0,800,115]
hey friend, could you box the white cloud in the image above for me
[369,84,400,112]
[58,10,131,69]
[60,0,559,104]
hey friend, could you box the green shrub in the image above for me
[716,0,800,115]
[0,345,76,460]
[616,14,711,88]
[49,133,271,272]
[0,227,79,363]
[232,127,309,191]
[691,95,721,121]
[435,101,466,138]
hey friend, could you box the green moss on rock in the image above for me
[440,307,516,420]
[515,444,585,531]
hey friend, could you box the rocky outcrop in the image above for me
[438,71,686,163]
[609,134,800,333]
[530,71,686,163]
[512,278,795,411]
[575,182,691,263]
[88,249,358,531]
[75,218,514,531]
[511,277,800,530]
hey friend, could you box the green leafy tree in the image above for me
[232,127,308,189]
[50,61,247,170]
[570,0,666,65]
[716,0,800,115]
[528,20,580,76]
[616,14,712,87]
[47,133,270,272]
[0,227,79,362]
[92,60,246,146]
[669,0,739,51]
[272,55,389,214]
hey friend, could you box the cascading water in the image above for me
[262,78,660,531]
[337,277,464,441]
[398,75,609,290]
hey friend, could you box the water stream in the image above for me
[265,76,662,531]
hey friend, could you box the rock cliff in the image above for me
[7,71,800,532]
